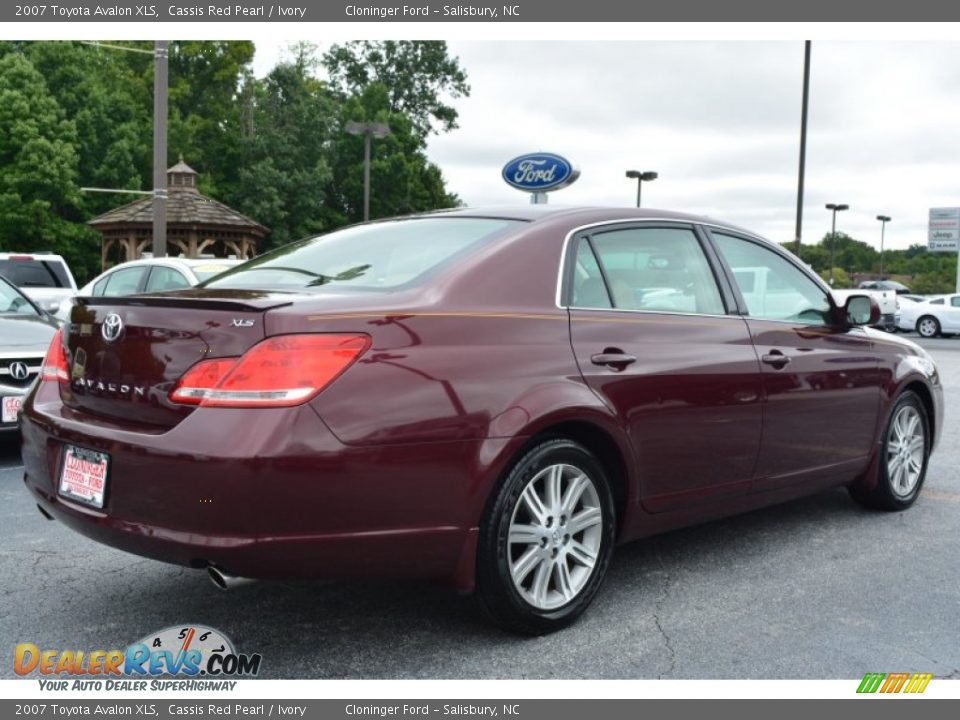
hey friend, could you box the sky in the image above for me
[253,41,960,251]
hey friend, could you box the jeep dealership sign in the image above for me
[928,207,960,252]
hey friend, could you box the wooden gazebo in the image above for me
[88,157,268,268]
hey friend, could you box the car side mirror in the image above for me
[45,302,60,314]
[844,294,880,327]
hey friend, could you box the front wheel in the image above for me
[916,316,940,338]
[476,439,616,634]
[849,391,930,511]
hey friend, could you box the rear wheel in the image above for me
[849,391,929,511]
[476,439,616,634]
[916,316,940,338]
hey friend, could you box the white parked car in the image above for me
[55,257,242,321]
[0,252,78,314]
[897,294,960,337]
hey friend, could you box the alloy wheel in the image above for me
[507,463,603,610]
[886,405,925,498]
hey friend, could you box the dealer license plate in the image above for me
[58,445,109,509]
[1,396,22,424]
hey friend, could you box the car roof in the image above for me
[0,252,68,260]
[100,257,242,272]
[404,205,766,239]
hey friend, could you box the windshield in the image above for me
[0,278,39,316]
[202,217,524,292]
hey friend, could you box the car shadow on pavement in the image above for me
[9,486,877,679]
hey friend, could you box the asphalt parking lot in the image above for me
[2,334,959,680]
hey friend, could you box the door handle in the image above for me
[761,350,791,369]
[591,352,637,369]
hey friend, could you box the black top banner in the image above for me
[3,0,959,22]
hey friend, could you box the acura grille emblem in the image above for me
[9,361,29,381]
[102,313,123,342]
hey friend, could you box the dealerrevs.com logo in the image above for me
[14,625,262,691]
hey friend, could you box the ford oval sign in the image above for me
[502,153,580,193]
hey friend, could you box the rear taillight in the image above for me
[40,327,69,384]
[169,334,369,408]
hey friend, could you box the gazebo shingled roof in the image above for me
[88,156,268,268]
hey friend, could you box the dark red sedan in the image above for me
[21,207,943,633]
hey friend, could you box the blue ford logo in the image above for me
[502,153,580,193]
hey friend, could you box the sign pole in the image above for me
[956,245,960,294]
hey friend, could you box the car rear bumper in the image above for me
[20,383,483,588]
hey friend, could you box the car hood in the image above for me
[0,314,58,352]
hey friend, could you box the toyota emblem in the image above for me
[9,361,29,381]
[102,313,123,343]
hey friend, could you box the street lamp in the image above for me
[345,121,391,222]
[876,215,891,279]
[825,203,849,286]
[625,170,658,208]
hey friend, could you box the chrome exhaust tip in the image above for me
[207,565,255,591]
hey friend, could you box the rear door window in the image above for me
[100,267,148,297]
[144,266,191,292]
[573,227,726,315]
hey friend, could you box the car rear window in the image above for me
[0,259,71,288]
[191,264,236,282]
[202,218,524,291]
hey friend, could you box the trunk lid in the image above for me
[61,291,294,428]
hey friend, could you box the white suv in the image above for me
[0,253,78,315]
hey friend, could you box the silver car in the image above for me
[0,276,58,434]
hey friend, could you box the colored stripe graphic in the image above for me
[857,672,932,694]
[857,673,886,693]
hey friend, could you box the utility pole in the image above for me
[794,41,811,256]
[153,41,169,258]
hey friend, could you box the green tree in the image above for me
[321,83,460,229]
[818,267,854,288]
[14,41,149,217]
[0,52,99,279]
[323,41,470,143]
[166,41,255,200]
[228,54,336,250]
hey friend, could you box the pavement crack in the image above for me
[652,543,677,680]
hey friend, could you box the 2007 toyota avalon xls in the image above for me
[20,207,942,634]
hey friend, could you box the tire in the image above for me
[476,438,616,635]
[916,316,940,338]
[849,391,930,511]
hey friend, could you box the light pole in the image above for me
[794,40,811,256]
[153,41,168,258]
[876,215,891,278]
[825,203,849,286]
[345,121,391,222]
[625,170,658,208]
